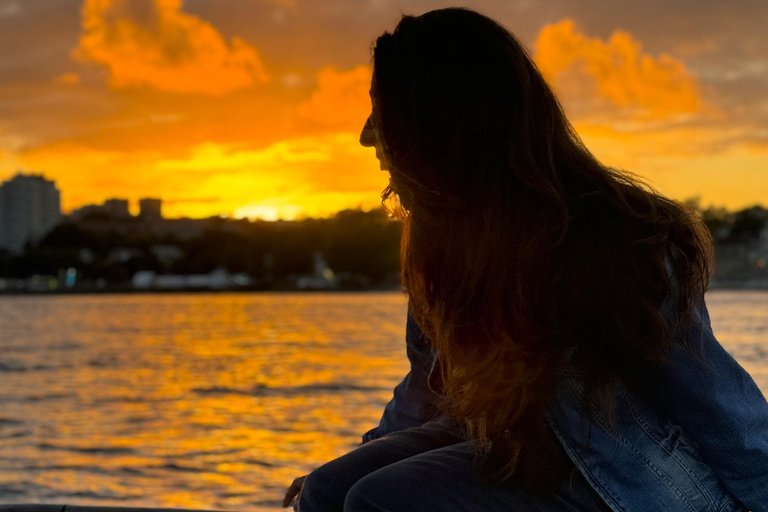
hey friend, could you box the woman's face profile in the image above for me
[359,114,388,171]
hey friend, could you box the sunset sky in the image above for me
[0,0,766,219]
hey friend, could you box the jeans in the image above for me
[298,417,613,512]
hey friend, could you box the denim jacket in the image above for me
[362,299,768,512]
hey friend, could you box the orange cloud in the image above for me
[574,123,768,208]
[254,0,297,7]
[297,65,372,128]
[76,0,269,95]
[534,20,700,118]
[54,73,81,86]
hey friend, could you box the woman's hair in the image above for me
[371,7,713,490]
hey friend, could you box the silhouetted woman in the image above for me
[284,8,768,511]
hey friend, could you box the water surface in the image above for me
[0,291,765,510]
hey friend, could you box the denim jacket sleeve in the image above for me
[646,296,768,511]
[361,310,440,443]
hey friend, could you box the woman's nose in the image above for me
[360,115,376,147]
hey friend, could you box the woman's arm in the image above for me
[648,296,768,511]
[362,310,441,443]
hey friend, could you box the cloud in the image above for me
[0,1,20,17]
[76,0,269,95]
[297,65,372,128]
[534,20,701,119]
[0,130,27,154]
[162,196,221,205]
[573,122,768,209]
[54,73,81,86]
[281,72,304,89]
[156,138,333,173]
[253,0,297,7]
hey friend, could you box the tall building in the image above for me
[0,173,61,254]
[103,198,130,218]
[139,198,162,220]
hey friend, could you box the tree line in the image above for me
[2,201,767,291]
[0,208,402,290]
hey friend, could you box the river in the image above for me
[0,291,765,511]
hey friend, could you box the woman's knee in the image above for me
[343,472,390,512]
[343,443,482,511]
[299,462,347,512]
[343,469,426,512]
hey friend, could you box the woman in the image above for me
[284,8,768,511]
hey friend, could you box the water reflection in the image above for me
[706,290,768,391]
[0,293,409,511]
[0,291,765,511]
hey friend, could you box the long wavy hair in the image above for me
[371,8,713,490]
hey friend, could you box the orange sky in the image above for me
[0,0,766,219]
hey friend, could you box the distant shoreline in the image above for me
[1,283,765,296]
[0,285,405,296]
[708,280,768,291]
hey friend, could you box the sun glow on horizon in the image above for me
[233,201,305,221]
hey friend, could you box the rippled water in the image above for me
[0,291,766,511]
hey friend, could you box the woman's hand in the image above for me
[283,475,307,509]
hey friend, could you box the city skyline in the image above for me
[11,168,768,223]
[1,1,767,219]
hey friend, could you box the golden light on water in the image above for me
[0,293,410,510]
[0,291,766,510]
